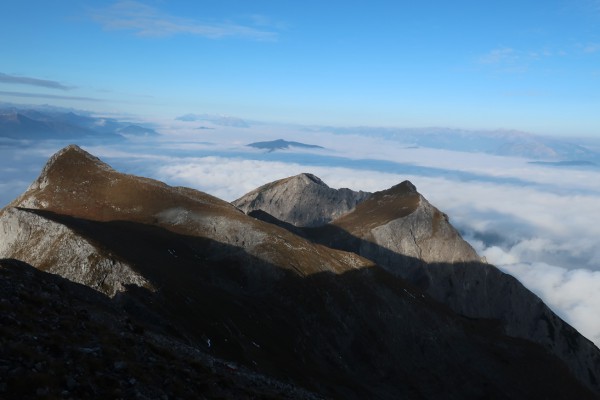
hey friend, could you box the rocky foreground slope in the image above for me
[0,258,323,400]
[0,145,599,399]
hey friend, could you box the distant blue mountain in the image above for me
[0,107,158,140]
[248,139,324,152]
[326,126,600,163]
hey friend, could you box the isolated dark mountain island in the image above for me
[247,139,324,152]
[1,146,599,399]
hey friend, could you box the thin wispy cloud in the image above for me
[479,47,517,64]
[0,73,73,90]
[477,46,561,74]
[91,1,278,40]
[476,47,533,74]
[583,43,600,53]
[0,91,102,102]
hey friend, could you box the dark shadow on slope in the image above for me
[248,209,308,237]
[0,259,323,400]
[14,208,599,400]
[248,208,600,395]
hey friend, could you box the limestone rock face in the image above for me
[0,207,150,297]
[331,181,482,265]
[232,173,370,227]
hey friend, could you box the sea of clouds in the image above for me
[3,122,600,346]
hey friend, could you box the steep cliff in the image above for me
[0,207,149,296]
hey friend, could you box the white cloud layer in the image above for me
[500,262,600,346]
[3,128,600,347]
[149,146,600,347]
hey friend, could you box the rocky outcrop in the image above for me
[329,181,482,265]
[233,173,370,227]
[0,207,149,297]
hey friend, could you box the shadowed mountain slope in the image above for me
[1,145,599,398]
[1,212,596,399]
[0,258,323,400]
[235,175,600,394]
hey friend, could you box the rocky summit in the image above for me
[1,145,599,399]
[233,173,370,227]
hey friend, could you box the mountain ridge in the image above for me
[1,144,599,398]
[235,172,600,393]
[0,107,159,140]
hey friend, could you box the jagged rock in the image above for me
[233,173,370,227]
[329,181,482,264]
[0,207,149,297]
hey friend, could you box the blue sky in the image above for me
[2,0,600,135]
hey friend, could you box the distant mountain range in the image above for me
[0,106,159,140]
[248,139,324,152]
[327,126,600,163]
[0,145,599,398]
